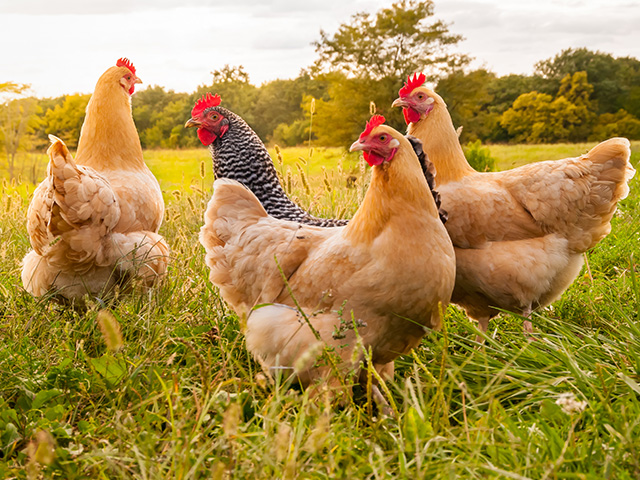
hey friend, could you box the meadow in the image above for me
[1,142,640,479]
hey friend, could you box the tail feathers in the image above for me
[564,137,635,251]
[46,135,120,235]
[200,178,268,252]
[585,137,635,201]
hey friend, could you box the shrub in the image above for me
[463,140,497,172]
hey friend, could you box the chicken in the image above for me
[185,93,347,227]
[22,59,169,301]
[199,115,455,394]
[392,72,636,335]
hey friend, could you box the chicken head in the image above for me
[184,93,230,146]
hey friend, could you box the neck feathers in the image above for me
[345,146,438,244]
[408,106,475,184]
[75,80,144,171]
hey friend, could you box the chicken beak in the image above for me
[185,118,201,129]
[349,139,366,152]
[391,97,409,108]
[135,77,143,85]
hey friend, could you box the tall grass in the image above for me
[0,146,639,478]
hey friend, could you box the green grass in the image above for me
[1,145,639,478]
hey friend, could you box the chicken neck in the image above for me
[211,109,347,228]
[408,107,476,185]
[75,81,146,172]
[345,146,438,245]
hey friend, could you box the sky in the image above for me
[1,0,639,98]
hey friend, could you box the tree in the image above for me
[535,48,640,114]
[555,71,596,141]
[139,98,195,149]
[0,83,41,178]
[313,0,468,81]
[252,73,329,141]
[500,92,582,143]
[40,94,90,149]
[308,73,404,147]
[195,65,258,130]
[132,86,196,148]
[500,71,600,143]
[436,69,496,142]
[590,109,640,141]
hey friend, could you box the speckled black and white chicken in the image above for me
[184,93,447,226]
[185,93,346,227]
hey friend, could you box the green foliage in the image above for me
[463,140,496,172]
[309,74,405,147]
[194,65,259,130]
[436,69,497,142]
[40,94,89,149]
[271,119,309,147]
[499,73,601,145]
[590,109,640,141]
[501,92,572,143]
[313,0,468,80]
[133,86,197,149]
[535,47,640,115]
[4,37,640,153]
[0,91,42,179]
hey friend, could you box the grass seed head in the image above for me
[275,145,284,168]
[286,168,293,194]
[304,412,330,454]
[96,309,123,352]
[294,340,324,374]
[275,422,292,462]
[222,402,242,437]
[296,163,311,196]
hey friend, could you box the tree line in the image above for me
[2,0,640,179]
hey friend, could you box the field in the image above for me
[1,143,640,479]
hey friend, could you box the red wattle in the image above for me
[403,107,421,124]
[363,151,385,166]
[197,128,217,146]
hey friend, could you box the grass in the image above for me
[0,144,639,478]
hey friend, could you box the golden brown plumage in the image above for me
[393,79,636,333]
[22,60,169,301]
[200,118,455,391]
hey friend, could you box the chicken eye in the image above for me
[126,75,131,80]
[210,113,219,120]
[379,134,387,142]
[417,93,424,100]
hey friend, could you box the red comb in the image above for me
[359,115,386,140]
[116,58,136,75]
[192,93,221,117]
[399,72,426,97]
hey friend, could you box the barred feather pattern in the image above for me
[209,107,348,228]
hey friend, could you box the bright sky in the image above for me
[2,0,639,98]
